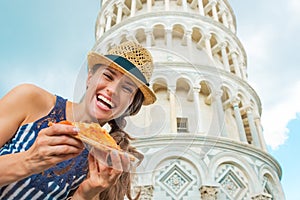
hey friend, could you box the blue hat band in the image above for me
[104,55,149,86]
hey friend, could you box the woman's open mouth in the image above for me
[96,94,114,109]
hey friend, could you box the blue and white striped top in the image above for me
[0,96,89,200]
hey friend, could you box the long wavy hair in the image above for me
[91,64,145,200]
[97,91,144,200]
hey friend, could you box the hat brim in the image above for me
[87,52,156,105]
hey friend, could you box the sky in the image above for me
[0,0,299,199]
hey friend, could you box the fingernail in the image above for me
[73,127,80,132]
[112,150,118,156]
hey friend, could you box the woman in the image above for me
[0,41,156,199]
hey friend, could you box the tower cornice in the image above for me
[132,134,282,179]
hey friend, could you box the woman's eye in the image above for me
[103,73,113,80]
[123,85,133,93]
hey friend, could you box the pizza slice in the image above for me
[48,120,120,150]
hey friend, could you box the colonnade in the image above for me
[97,0,235,37]
[97,25,247,80]
[165,84,266,150]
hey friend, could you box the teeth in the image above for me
[98,95,114,108]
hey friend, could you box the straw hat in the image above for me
[87,41,156,105]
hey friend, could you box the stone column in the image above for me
[210,0,218,21]
[105,10,114,31]
[165,28,172,48]
[96,14,106,38]
[203,32,213,59]
[165,0,170,11]
[200,185,219,200]
[130,0,136,17]
[169,86,177,133]
[231,52,242,77]
[182,0,188,11]
[246,107,261,147]
[220,42,230,72]
[116,2,123,24]
[232,98,247,143]
[251,193,272,200]
[193,87,203,133]
[237,58,247,80]
[254,113,268,151]
[228,17,235,33]
[212,90,227,137]
[240,65,247,80]
[147,0,152,12]
[134,185,154,200]
[145,28,153,47]
[220,8,229,28]
[197,0,204,15]
[182,30,193,59]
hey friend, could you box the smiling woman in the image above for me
[0,41,156,200]
[85,66,139,123]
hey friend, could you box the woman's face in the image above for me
[85,65,138,124]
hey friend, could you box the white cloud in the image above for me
[235,7,300,149]
[232,0,300,150]
[261,81,300,149]
[286,0,300,30]
[288,0,300,15]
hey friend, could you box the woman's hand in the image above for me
[24,123,84,174]
[72,149,130,200]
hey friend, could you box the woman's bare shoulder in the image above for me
[0,83,56,124]
[0,84,56,146]
[1,83,54,104]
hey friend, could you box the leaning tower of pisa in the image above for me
[92,0,285,199]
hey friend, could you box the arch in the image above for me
[259,165,284,198]
[135,27,147,43]
[236,90,247,107]
[152,77,168,92]
[176,76,193,92]
[198,79,214,95]
[191,26,203,44]
[220,84,232,103]
[172,23,186,38]
[144,146,209,183]
[208,152,259,193]
[152,23,166,39]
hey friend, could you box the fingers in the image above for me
[78,153,123,198]
[46,123,79,136]
[36,125,84,156]
[90,147,131,172]
[87,153,98,176]
[109,150,122,172]
[44,134,84,149]
[28,123,84,163]
[88,152,120,184]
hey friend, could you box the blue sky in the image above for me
[0,0,299,199]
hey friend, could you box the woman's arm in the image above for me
[0,84,84,187]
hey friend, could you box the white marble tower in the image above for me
[92,0,285,199]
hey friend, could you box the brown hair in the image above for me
[90,64,145,199]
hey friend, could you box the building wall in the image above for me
[92,0,285,199]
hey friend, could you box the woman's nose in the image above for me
[106,82,119,96]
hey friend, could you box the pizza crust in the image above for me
[48,120,140,165]
[48,120,120,150]
[72,122,120,150]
